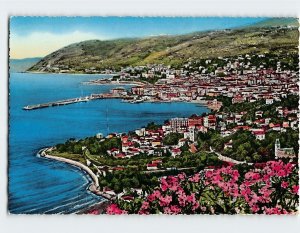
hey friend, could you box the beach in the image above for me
[39,147,116,197]
[38,147,115,214]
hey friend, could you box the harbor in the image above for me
[22,93,134,110]
[22,91,210,110]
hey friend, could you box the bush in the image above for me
[105,160,299,215]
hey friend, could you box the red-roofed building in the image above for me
[131,86,144,95]
[188,115,203,127]
[107,148,120,156]
[152,160,163,164]
[115,153,126,159]
[234,125,250,131]
[232,94,246,104]
[121,195,134,202]
[189,143,198,153]
[282,122,290,128]
[252,130,265,140]
[113,167,125,171]
[121,136,129,143]
[171,148,182,158]
[204,115,217,129]
[147,163,158,170]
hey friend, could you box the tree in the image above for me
[131,177,140,188]
[180,142,190,152]
[145,122,161,130]
[253,153,262,162]
[73,144,82,154]
[163,133,183,145]
[236,145,247,161]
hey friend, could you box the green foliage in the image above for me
[222,129,299,162]
[55,136,121,155]
[145,122,161,130]
[163,133,183,145]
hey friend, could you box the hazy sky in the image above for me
[10,17,266,59]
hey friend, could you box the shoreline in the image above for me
[124,99,209,106]
[24,71,119,76]
[82,80,147,86]
[38,147,115,213]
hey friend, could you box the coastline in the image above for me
[25,71,119,76]
[82,81,146,86]
[38,147,115,213]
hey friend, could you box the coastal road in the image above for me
[142,167,196,174]
[209,147,253,166]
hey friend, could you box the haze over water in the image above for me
[9,73,209,214]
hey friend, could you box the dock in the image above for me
[23,94,134,111]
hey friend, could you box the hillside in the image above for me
[10,57,41,73]
[29,19,299,73]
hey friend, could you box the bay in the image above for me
[8,72,209,214]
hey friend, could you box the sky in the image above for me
[10,17,266,59]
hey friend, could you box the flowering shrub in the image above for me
[104,160,298,215]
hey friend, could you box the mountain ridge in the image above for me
[27,18,299,73]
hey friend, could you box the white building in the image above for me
[275,139,296,160]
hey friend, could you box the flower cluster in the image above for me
[106,203,128,215]
[104,160,298,215]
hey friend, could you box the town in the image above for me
[51,52,299,199]
[86,53,298,108]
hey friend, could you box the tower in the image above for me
[189,127,195,142]
[275,139,280,159]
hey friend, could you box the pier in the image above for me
[23,94,133,110]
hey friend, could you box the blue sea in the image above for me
[8,73,209,214]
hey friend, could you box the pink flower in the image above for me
[205,170,213,178]
[178,173,186,180]
[138,209,150,215]
[170,205,181,214]
[178,191,187,207]
[105,159,298,215]
[160,178,169,191]
[189,173,200,183]
[89,209,100,215]
[186,193,196,204]
[262,174,270,182]
[159,195,172,207]
[169,183,180,191]
[192,202,200,211]
[232,170,240,181]
[163,207,171,214]
[281,181,289,189]
[263,206,289,215]
[106,204,127,215]
[147,193,156,202]
[291,185,299,194]
[277,170,286,177]
[251,205,260,213]
[153,190,161,198]
[140,201,150,210]
[245,172,260,181]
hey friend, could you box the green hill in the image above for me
[29,20,299,73]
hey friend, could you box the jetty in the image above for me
[23,93,134,110]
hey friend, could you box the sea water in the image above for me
[8,73,209,214]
